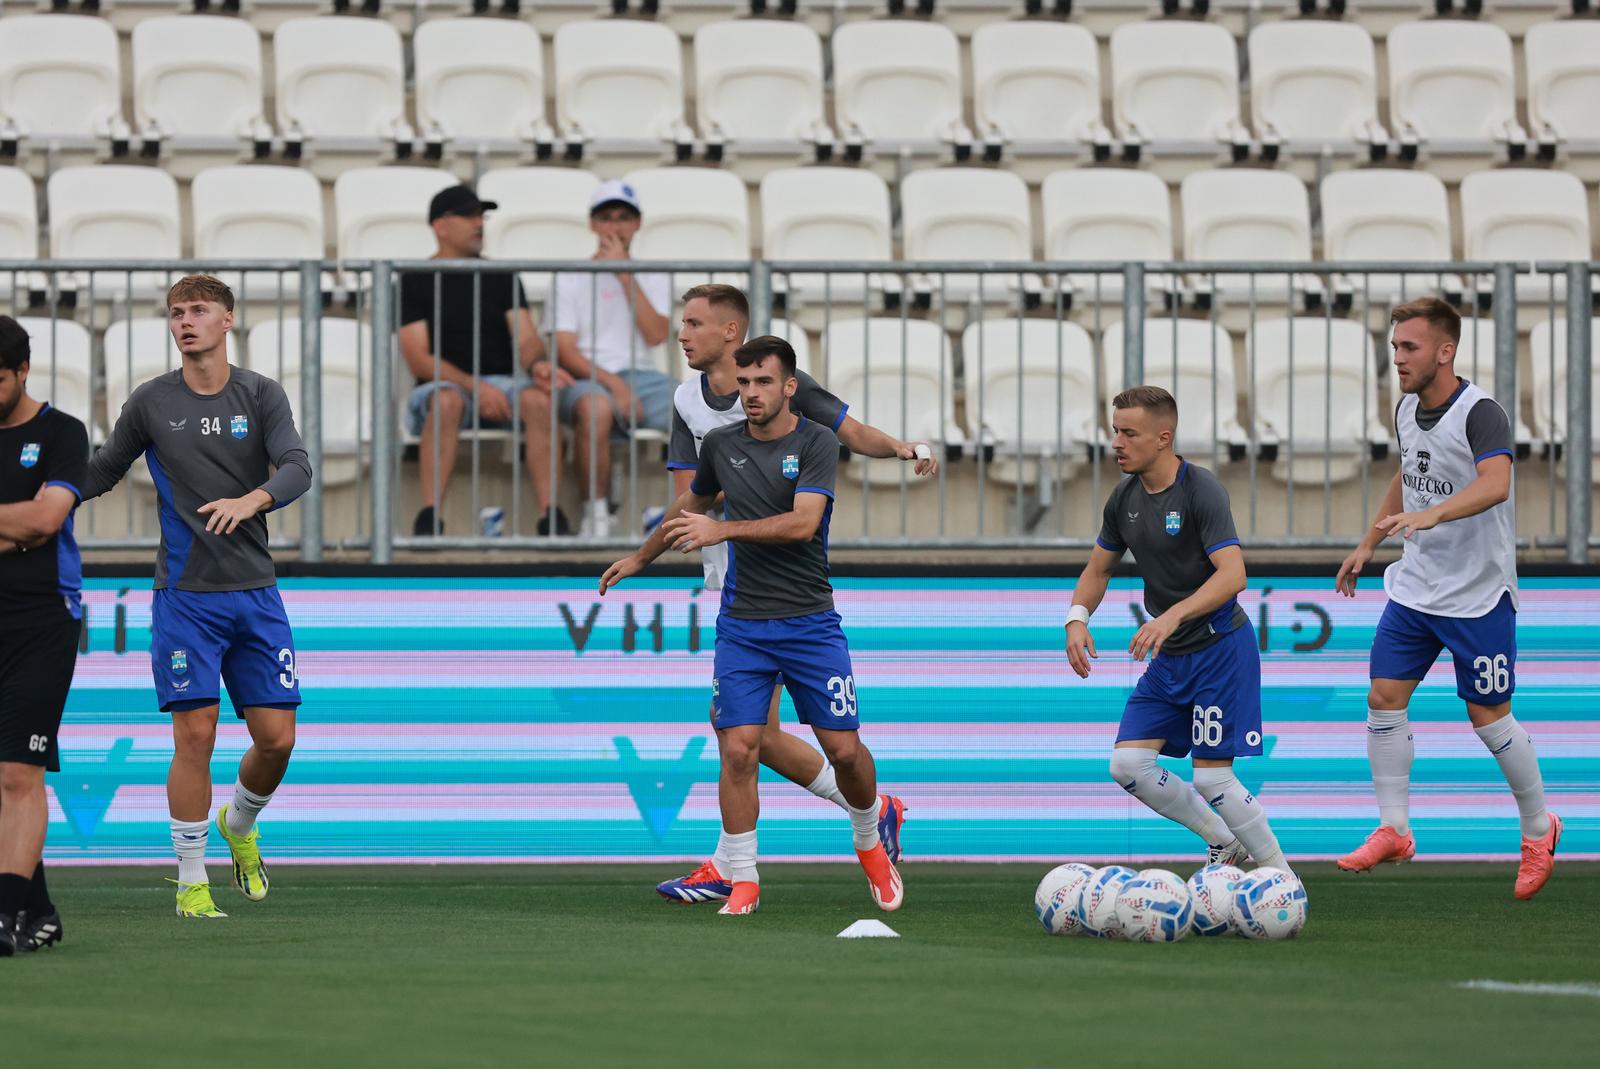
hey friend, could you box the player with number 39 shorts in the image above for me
[1335,297,1558,899]
[1066,386,1291,874]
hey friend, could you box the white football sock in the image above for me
[170,818,210,887]
[225,779,274,838]
[1474,715,1551,839]
[805,764,850,812]
[1192,765,1290,872]
[1367,707,1414,836]
[1109,748,1234,848]
[847,797,881,852]
[718,829,758,885]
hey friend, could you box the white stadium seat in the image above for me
[1103,319,1248,456]
[1247,21,1382,143]
[479,167,600,304]
[901,168,1033,302]
[274,17,408,141]
[823,317,963,485]
[970,21,1105,143]
[1041,168,1172,300]
[759,167,891,306]
[1524,19,1600,141]
[1320,169,1454,301]
[1529,317,1600,471]
[248,318,374,485]
[1247,317,1388,483]
[414,18,548,145]
[553,20,688,143]
[14,317,93,436]
[694,20,827,143]
[47,166,181,300]
[104,317,183,476]
[1110,21,1241,142]
[333,167,460,263]
[963,317,1099,485]
[1180,169,1312,301]
[831,20,967,144]
[192,165,326,298]
[1460,168,1592,299]
[1386,20,1518,142]
[623,167,749,262]
[0,15,123,141]
[0,167,37,261]
[132,16,266,140]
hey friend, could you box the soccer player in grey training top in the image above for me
[81,275,312,918]
[600,335,903,916]
[1066,386,1291,873]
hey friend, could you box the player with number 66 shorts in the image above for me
[1065,386,1291,874]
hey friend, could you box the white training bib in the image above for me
[674,375,746,591]
[1383,381,1518,617]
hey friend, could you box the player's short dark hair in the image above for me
[167,274,235,313]
[734,335,797,381]
[1390,296,1460,345]
[1112,384,1178,425]
[0,315,29,372]
[681,283,749,326]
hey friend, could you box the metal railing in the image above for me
[2,257,1592,562]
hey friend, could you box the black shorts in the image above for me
[0,617,81,771]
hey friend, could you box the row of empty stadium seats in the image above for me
[3,163,1594,308]
[21,310,1599,492]
[2,14,1599,154]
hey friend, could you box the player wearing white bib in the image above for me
[1335,298,1559,899]
[651,284,936,904]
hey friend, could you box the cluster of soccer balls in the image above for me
[1033,862,1308,942]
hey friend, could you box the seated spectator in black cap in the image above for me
[399,185,572,536]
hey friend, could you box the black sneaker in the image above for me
[536,509,572,536]
[13,909,62,952]
[0,914,16,958]
[413,506,441,536]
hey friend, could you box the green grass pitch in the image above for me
[3,863,1596,1068]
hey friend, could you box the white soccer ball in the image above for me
[1034,863,1096,936]
[1114,868,1193,943]
[1188,863,1248,936]
[1231,867,1308,940]
[1076,865,1137,939]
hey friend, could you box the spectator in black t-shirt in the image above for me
[399,185,572,536]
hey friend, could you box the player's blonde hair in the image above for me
[1390,296,1460,344]
[167,274,235,313]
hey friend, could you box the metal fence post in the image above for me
[1493,263,1517,420]
[370,261,395,565]
[297,261,324,562]
[1566,262,1592,563]
[748,260,772,337]
[1121,262,1145,387]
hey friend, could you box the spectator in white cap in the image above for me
[548,179,676,538]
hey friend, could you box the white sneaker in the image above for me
[580,499,612,539]
[1208,838,1250,867]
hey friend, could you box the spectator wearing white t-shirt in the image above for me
[550,180,676,538]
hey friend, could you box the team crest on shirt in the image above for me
[170,649,188,674]
[781,454,799,479]
[1417,449,1431,474]
[1164,510,1183,535]
[19,442,40,468]
[230,414,249,439]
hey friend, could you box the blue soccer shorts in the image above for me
[712,610,859,731]
[1117,621,1264,760]
[151,586,301,716]
[1370,592,1516,706]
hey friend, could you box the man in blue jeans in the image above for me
[400,185,568,536]
[550,180,677,538]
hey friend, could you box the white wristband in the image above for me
[1066,604,1091,627]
